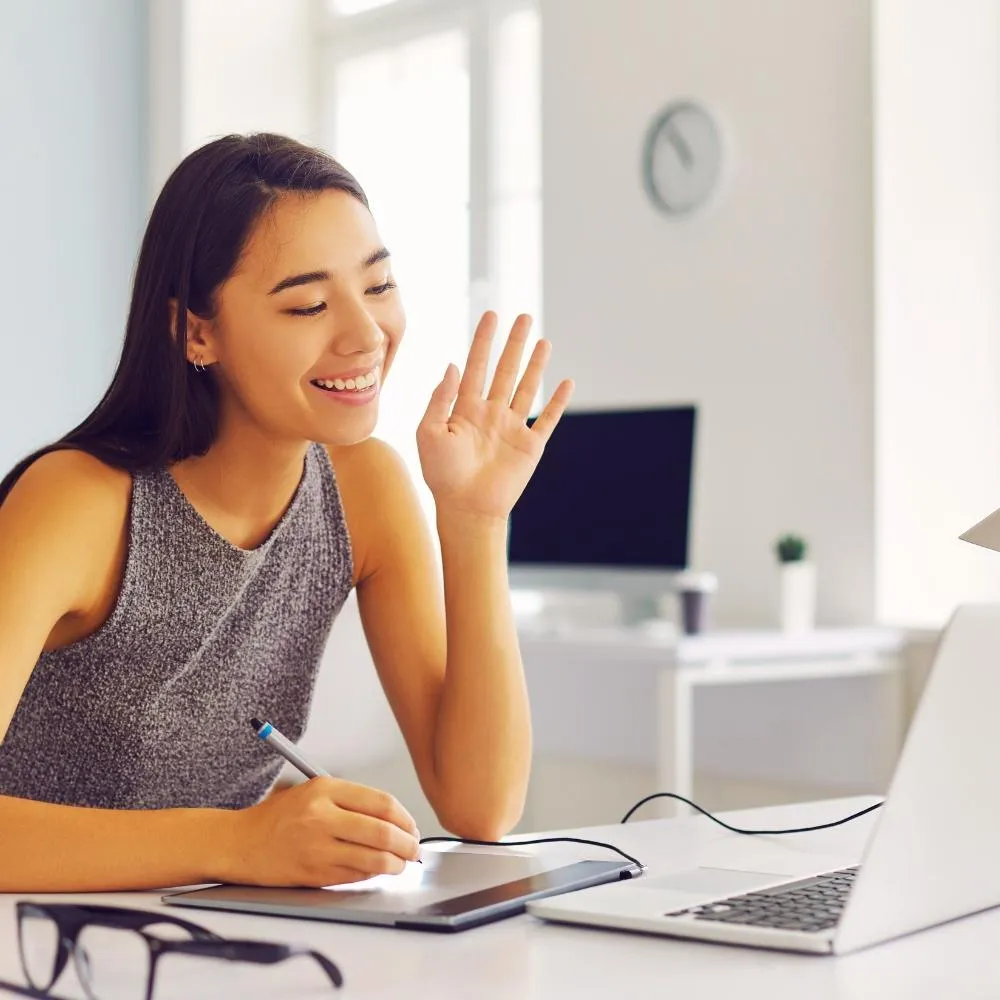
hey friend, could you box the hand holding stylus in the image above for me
[218,719,422,888]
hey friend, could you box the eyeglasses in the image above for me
[4,902,343,1000]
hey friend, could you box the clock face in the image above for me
[642,101,723,216]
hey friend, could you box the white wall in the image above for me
[874,0,1000,627]
[541,0,875,629]
[149,0,320,196]
[183,0,319,151]
[0,0,147,474]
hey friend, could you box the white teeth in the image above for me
[313,366,379,392]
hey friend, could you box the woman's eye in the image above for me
[286,281,395,315]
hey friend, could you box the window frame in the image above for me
[319,0,538,332]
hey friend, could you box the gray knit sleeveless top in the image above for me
[0,442,353,810]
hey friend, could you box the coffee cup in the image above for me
[672,570,719,635]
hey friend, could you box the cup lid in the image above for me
[673,570,719,592]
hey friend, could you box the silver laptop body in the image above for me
[529,603,1000,955]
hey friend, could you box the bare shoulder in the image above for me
[325,437,410,487]
[3,448,132,523]
[0,449,132,616]
[324,438,416,516]
[0,450,133,735]
[324,439,423,584]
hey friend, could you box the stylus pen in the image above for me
[250,717,423,863]
[250,717,330,779]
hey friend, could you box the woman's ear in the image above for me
[168,298,219,367]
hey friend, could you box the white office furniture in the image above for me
[5,798,1000,998]
[518,623,910,817]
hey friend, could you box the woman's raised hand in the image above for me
[417,312,574,523]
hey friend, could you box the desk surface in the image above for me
[2,797,997,1000]
[518,621,913,659]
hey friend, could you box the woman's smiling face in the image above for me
[204,188,405,446]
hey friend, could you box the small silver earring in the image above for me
[193,356,206,373]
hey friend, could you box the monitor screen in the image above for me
[509,406,696,570]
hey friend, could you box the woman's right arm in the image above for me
[0,452,421,892]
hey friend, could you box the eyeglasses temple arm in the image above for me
[160,940,343,989]
[0,978,53,997]
[300,948,344,989]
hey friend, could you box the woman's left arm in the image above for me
[348,312,573,840]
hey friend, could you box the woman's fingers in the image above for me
[421,363,460,427]
[316,867,378,887]
[458,311,499,401]
[315,776,419,837]
[456,311,546,411]
[528,378,575,443]
[510,338,551,418]
[487,314,533,404]
[314,777,422,865]
[332,806,423,863]
[329,842,411,877]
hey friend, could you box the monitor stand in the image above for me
[617,593,663,626]
[509,566,683,628]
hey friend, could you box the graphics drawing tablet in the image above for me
[162,845,642,932]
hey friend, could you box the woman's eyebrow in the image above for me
[267,247,391,295]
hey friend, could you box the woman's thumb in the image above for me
[421,363,459,425]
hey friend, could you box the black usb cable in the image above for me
[421,793,885,869]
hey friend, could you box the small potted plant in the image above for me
[775,533,816,633]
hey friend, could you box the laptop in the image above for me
[164,846,640,932]
[529,603,1000,954]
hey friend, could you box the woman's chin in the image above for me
[312,410,380,447]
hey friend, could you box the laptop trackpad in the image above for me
[636,867,786,896]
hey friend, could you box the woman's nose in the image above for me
[333,300,385,355]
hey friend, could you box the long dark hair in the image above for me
[0,133,368,505]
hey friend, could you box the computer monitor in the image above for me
[508,405,697,622]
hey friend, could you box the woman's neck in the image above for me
[168,424,311,551]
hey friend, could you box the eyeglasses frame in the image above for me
[14,901,343,1000]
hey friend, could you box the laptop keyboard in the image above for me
[665,867,859,934]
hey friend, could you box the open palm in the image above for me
[417,312,575,521]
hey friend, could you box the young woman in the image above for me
[0,133,573,892]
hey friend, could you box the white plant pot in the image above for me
[780,560,816,633]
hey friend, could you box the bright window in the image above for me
[324,1,541,513]
[329,0,402,16]
[492,7,542,398]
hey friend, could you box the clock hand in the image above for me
[663,121,694,168]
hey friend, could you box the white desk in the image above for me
[3,798,1000,999]
[519,624,910,817]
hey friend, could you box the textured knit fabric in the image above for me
[0,442,353,810]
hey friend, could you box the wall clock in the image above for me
[642,101,723,216]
